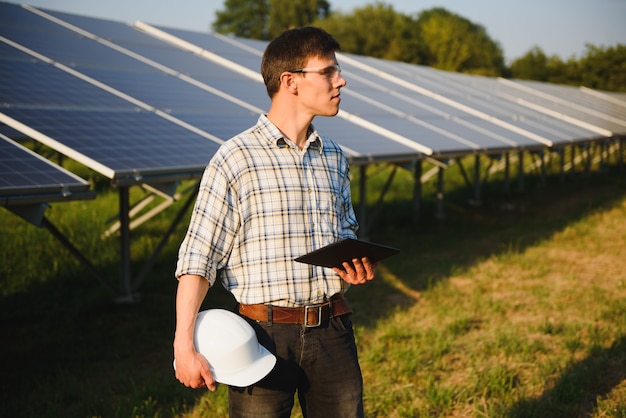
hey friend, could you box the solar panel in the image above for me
[36,9,425,159]
[498,79,626,134]
[2,5,258,138]
[420,68,622,138]
[0,5,222,184]
[139,23,618,155]
[36,5,623,160]
[1,2,622,300]
[3,1,621,177]
[341,55,607,145]
[0,134,93,206]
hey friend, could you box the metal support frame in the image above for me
[114,182,199,303]
[617,136,625,172]
[132,184,198,291]
[503,152,511,194]
[5,202,116,296]
[42,216,116,295]
[435,166,445,219]
[517,150,525,192]
[455,154,485,206]
[558,147,566,183]
[357,162,406,238]
[538,150,547,187]
[365,164,397,233]
[6,180,201,303]
[413,160,422,223]
[117,186,133,302]
[585,142,591,175]
[472,154,482,206]
[570,144,577,178]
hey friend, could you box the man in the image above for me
[174,26,376,418]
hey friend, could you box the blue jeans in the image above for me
[229,315,364,418]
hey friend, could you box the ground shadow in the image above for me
[0,170,624,416]
[507,335,626,417]
[349,170,626,328]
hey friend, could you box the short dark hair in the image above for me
[261,27,341,98]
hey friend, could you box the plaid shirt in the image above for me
[175,115,358,307]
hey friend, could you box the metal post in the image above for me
[472,154,481,206]
[435,166,445,219]
[559,147,565,183]
[503,153,510,194]
[539,150,546,187]
[413,160,422,224]
[41,216,115,295]
[600,140,606,172]
[585,142,592,175]
[133,184,199,291]
[117,186,134,303]
[517,150,525,192]
[617,136,624,172]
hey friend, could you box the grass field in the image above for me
[1,160,625,417]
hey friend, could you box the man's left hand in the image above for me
[333,257,377,285]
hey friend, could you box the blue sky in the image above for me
[8,0,626,62]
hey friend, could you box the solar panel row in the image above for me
[0,133,92,206]
[1,1,624,300]
[2,1,624,189]
[1,3,222,185]
[137,21,625,153]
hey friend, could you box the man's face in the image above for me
[294,52,346,118]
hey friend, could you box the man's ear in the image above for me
[279,72,299,94]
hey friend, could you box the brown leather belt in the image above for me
[238,294,352,327]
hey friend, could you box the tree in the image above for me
[213,0,269,39]
[213,0,330,40]
[315,3,424,64]
[576,44,626,92]
[416,8,505,76]
[267,0,330,39]
[509,44,625,92]
[509,46,551,81]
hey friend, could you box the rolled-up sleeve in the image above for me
[175,159,239,286]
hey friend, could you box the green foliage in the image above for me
[213,0,269,39]
[576,44,626,92]
[213,0,330,40]
[214,1,505,75]
[416,7,506,76]
[509,46,552,81]
[510,43,626,92]
[267,0,330,39]
[213,0,624,92]
[315,3,424,64]
[2,155,626,416]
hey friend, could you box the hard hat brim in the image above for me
[210,343,276,387]
[190,309,277,387]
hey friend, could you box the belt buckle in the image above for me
[304,304,323,327]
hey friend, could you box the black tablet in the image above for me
[294,238,400,269]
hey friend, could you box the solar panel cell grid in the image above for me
[1,0,622,186]
[0,135,90,200]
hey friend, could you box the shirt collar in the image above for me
[257,114,323,153]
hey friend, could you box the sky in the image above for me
[6,0,626,63]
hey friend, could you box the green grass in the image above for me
[1,157,625,417]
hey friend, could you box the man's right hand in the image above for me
[174,347,217,391]
[174,274,214,390]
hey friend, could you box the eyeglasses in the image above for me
[288,64,342,80]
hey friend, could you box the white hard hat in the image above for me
[177,309,276,387]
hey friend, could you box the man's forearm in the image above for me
[174,274,210,354]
